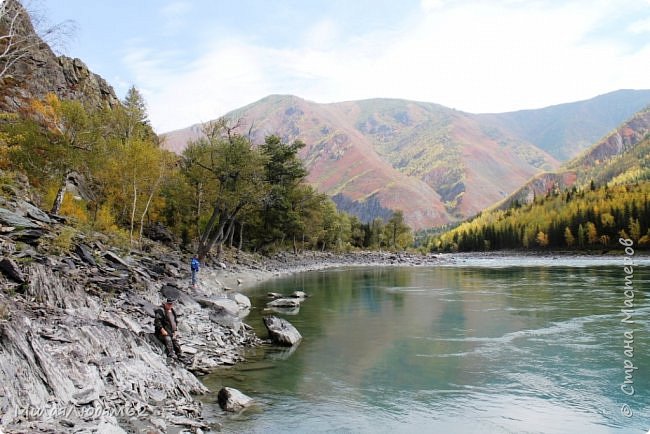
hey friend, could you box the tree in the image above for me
[384,210,413,250]
[183,119,267,261]
[118,86,155,142]
[536,231,549,247]
[5,94,97,214]
[564,227,575,247]
[585,222,598,245]
[29,94,96,213]
[629,217,641,242]
[367,217,385,249]
[255,135,307,250]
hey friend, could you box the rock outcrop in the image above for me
[0,183,262,433]
[0,0,120,114]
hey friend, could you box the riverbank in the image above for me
[208,249,445,291]
[1,185,644,433]
[0,183,450,433]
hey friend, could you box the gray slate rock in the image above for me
[75,243,96,266]
[103,251,129,268]
[267,298,301,308]
[16,199,52,224]
[10,228,46,244]
[0,257,25,283]
[0,207,40,229]
[263,316,302,346]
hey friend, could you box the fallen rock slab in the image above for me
[0,207,41,229]
[75,243,96,266]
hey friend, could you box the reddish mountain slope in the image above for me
[163,95,561,229]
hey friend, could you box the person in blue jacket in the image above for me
[190,256,200,287]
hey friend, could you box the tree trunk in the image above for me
[238,222,244,251]
[293,236,297,255]
[198,205,224,256]
[50,179,67,214]
[196,182,203,238]
[130,178,137,246]
[227,220,235,248]
[198,204,243,261]
[138,171,163,247]
[216,241,223,260]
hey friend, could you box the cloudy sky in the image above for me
[39,0,650,133]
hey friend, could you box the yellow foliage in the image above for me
[59,193,88,224]
[600,213,615,227]
[30,93,62,133]
[93,202,119,233]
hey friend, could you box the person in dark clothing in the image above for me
[154,298,182,360]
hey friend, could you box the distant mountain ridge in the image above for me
[476,89,650,160]
[162,90,650,230]
[496,107,650,210]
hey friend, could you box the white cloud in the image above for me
[122,0,650,132]
[160,1,191,33]
[628,17,650,34]
[420,0,447,12]
[303,19,340,49]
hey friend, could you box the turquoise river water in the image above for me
[201,256,650,433]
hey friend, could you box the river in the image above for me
[201,256,650,433]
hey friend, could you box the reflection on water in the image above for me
[202,261,650,433]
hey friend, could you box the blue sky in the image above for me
[36,0,650,133]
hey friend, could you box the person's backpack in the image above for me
[191,258,200,271]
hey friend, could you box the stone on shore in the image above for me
[217,387,253,412]
[196,297,244,317]
[263,316,302,346]
[230,292,251,310]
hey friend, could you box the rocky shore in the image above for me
[0,178,444,433]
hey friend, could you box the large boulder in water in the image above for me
[263,316,302,346]
[217,387,253,412]
[267,298,300,308]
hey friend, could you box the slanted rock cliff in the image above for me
[0,0,119,113]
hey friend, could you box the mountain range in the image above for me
[4,0,650,232]
[496,105,650,210]
[163,90,650,230]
